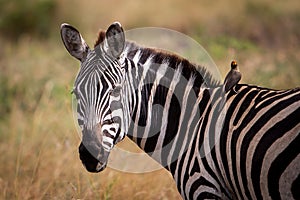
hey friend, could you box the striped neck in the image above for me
[119,41,221,168]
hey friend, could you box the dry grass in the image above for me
[0,0,299,199]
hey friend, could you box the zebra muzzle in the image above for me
[78,142,109,173]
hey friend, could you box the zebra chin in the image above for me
[78,142,109,173]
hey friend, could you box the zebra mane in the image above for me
[94,30,106,47]
[124,41,221,87]
[94,30,221,87]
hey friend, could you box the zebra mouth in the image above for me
[79,142,108,173]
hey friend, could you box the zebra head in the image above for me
[61,22,126,172]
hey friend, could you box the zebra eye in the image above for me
[70,87,76,94]
[71,88,77,96]
[71,87,81,100]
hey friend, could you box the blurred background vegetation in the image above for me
[0,0,299,199]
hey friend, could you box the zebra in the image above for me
[60,22,300,199]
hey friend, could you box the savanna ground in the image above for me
[0,0,299,199]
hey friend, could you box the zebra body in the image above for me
[61,22,300,199]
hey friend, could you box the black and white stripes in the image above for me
[61,22,300,199]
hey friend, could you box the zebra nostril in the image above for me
[103,129,114,139]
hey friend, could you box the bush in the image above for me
[0,0,56,40]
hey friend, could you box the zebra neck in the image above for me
[121,43,219,168]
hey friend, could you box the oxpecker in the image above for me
[224,60,241,93]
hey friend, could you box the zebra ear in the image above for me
[60,23,90,61]
[104,22,125,58]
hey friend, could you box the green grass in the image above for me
[0,0,299,199]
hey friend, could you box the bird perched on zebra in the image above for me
[223,60,242,93]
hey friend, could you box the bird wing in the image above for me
[224,71,241,92]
